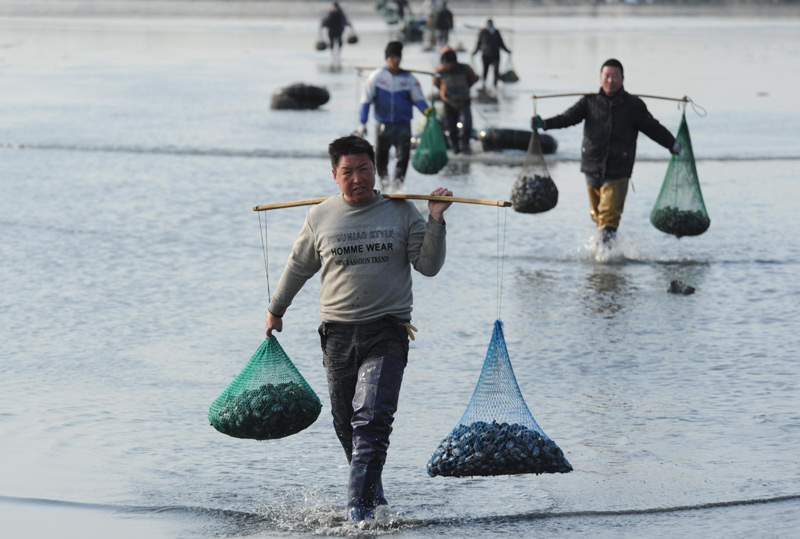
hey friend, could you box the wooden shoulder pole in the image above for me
[532,92,688,102]
[253,194,511,212]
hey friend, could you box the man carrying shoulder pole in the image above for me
[358,41,431,192]
[532,59,681,245]
[266,135,453,522]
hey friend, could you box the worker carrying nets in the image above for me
[427,320,572,477]
[650,113,710,238]
[209,336,322,440]
[510,128,558,214]
[412,108,449,175]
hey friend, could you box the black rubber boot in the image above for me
[376,478,388,506]
[346,466,381,522]
[346,356,404,520]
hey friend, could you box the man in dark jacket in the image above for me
[471,18,510,89]
[320,2,352,68]
[532,59,681,244]
[434,49,479,154]
[435,1,454,47]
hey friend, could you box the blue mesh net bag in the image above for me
[209,336,322,440]
[427,320,572,477]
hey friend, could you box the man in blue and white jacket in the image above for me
[358,41,430,190]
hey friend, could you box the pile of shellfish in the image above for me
[209,381,321,440]
[427,420,572,477]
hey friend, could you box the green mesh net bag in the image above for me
[427,320,572,477]
[209,336,322,440]
[412,109,449,175]
[650,114,710,238]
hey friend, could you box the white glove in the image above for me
[357,124,366,138]
[671,141,682,155]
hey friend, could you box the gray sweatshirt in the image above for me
[268,192,447,324]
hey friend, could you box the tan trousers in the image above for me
[586,177,629,230]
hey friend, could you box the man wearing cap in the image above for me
[358,41,431,191]
[532,59,682,245]
[433,49,479,154]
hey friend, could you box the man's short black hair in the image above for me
[328,135,376,169]
[601,58,624,77]
[385,41,403,58]
[441,50,457,64]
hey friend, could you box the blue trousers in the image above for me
[319,316,409,511]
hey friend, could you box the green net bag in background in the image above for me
[209,336,322,440]
[650,114,710,238]
[412,109,449,175]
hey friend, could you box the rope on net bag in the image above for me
[510,98,558,214]
[207,212,322,441]
[650,99,710,238]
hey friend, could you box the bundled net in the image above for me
[412,109,449,175]
[209,336,322,440]
[510,128,558,214]
[650,114,710,238]
[499,55,519,83]
[427,320,572,477]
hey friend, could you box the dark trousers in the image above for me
[443,103,472,154]
[482,54,500,87]
[319,317,409,510]
[375,121,412,183]
[328,31,343,51]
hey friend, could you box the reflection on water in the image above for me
[581,264,633,317]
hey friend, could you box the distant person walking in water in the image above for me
[393,0,408,29]
[434,1,454,47]
[532,59,682,245]
[320,2,352,69]
[434,49,479,154]
[471,18,510,89]
[358,41,431,191]
[421,0,441,51]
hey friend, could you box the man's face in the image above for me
[600,66,624,96]
[386,55,401,72]
[333,153,376,203]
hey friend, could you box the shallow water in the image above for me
[2,3,800,538]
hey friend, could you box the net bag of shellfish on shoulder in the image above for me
[510,129,558,214]
[650,114,710,238]
[427,320,572,477]
[209,336,322,440]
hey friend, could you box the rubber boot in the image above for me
[601,226,617,245]
[346,466,381,522]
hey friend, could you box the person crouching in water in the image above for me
[358,41,431,191]
[434,49,478,155]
